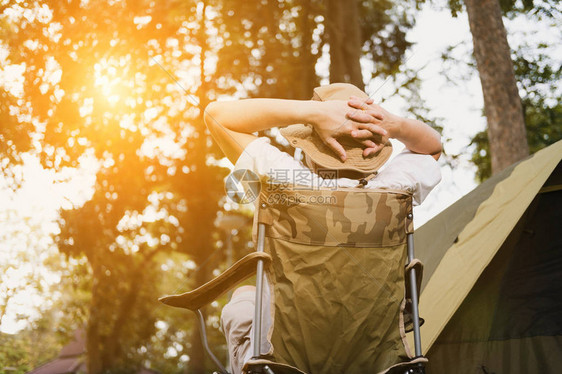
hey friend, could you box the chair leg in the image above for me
[195,309,230,374]
[406,233,423,358]
[253,223,267,357]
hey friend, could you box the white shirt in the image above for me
[234,137,441,206]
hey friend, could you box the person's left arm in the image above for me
[346,97,442,160]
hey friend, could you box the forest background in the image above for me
[0,0,560,373]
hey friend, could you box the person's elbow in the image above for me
[431,149,442,161]
[430,134,442,161]
[203,101,221,131]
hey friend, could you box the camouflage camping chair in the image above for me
[160,183,427,374]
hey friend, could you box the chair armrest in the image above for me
[159,252,272,311]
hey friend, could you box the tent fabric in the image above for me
[428,185,562,372]
[408,139,562,371]
[429,336,562,374]
[413,162,518,291]
[411,140,562,353]
[255,187,419,374]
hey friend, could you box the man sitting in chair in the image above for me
[204,83,442,374]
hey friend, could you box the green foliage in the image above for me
[0,321,69,374]
[0,237,90,373]
[212,0,421,98]
[498,0,561,18]
[212,0,321,99]
[360,0,419,78]
[516,48,562,153]
[1,0,433,372]
[1,0,228,371]
[469,130,492,183]
[447,0,561,18]
[0,88,33,182]
[470,48,561,182]
[0,332,34,374]
[438,2,560,182]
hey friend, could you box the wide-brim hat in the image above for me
[280,83,392,174]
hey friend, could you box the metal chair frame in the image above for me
[170,202,426,374]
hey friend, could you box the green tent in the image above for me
[411,140,562,373]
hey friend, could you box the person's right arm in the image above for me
[204,99,387,165]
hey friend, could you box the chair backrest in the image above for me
[254,185,417,373]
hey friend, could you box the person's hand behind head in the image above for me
[347,96,400,143]
[310,100,388,160]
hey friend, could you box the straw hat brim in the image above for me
[280,83,392,174]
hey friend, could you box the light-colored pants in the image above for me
[220,287,256,374]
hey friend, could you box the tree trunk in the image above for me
[326,0,364,89]
[464,0,529,174]
[187,3,213,373]
[186,258,210,374]
[297,0,318,99]
[102,266,144,370]
[87,264,103,374]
